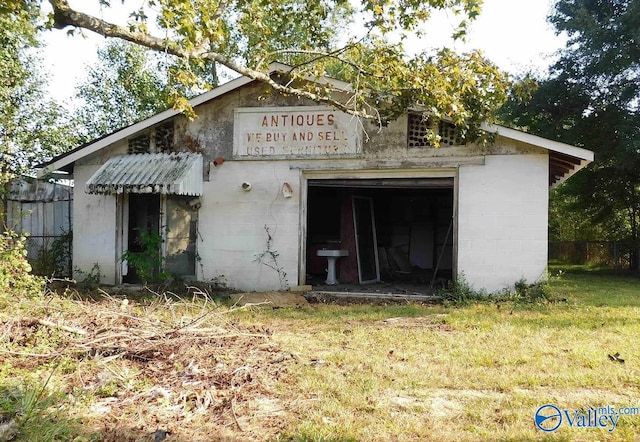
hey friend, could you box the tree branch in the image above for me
[49,0,186,57]
[260,48,370,76]
[47,0,378,121]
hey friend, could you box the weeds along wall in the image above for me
[198,160,300,291]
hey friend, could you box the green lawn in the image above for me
[1,270,639,441]
[245,271,640,441]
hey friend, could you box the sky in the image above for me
[42,0,566,104]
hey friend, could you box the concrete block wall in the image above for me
[457,154,549,293]
[73,164,118,284]
[198,160,301,290]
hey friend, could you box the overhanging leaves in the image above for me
[45,0,509,136]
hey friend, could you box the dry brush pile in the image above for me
[0,287,296,441]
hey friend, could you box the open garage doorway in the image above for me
[305,177,455,296]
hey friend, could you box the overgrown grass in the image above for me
[237,270,640,441]
[1,268,639,441]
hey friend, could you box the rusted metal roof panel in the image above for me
[8,179,73,202]
[85,153,203,196]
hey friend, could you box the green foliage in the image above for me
[0,4,78,186]
[548,188,623,241]
[439,273,485,306]
[0,231,44,305]
[74,40,173,141]
[74,262,104,290]
[121,228,168,284]
[0,381,77,441]
[31,229,72,277]
[439,274,551,306]
[512,278,551,304]
[47,0,509,135]
[499,0,640,256]
[324,43,509,137]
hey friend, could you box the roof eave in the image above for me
[482,123,594,162]
[481,123,594,189]
[37,74,252,178]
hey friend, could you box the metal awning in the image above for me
[85,152,203,196]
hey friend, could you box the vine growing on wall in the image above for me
[253,225,289,290]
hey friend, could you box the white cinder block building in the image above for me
[39,64,593,294]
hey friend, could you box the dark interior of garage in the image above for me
[306,179,454,294]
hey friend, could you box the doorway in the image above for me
[305,178,455,294]
[122,194,198,284]
[124,193,160,283]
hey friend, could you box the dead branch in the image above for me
[96,310,163,327]
[0,349,63,358]
[222,301,273,313]
[37,318,88,335]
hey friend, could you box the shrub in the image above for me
[513,278,551,303]
[0,230,44,304]
[121,228,168,284]
[31,230,72,277]
[0,382,76,441]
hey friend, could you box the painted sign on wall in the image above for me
[234,106,361,158]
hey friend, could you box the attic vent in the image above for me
[155,122,174,152]
[407,113,465,147]
[127,123,175,154]
[128,134,151,154]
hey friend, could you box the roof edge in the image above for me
[37,73,253,178]
[482,123,594,162]
[37,62,352,178]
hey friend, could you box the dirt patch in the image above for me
[230,291,308,307]
[384,388,502,419]
[378,315,453,330]
[384,387,637,422]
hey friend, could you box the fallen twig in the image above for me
[230,395,245,432]
[37,318,88,335]
[0,348,63,358]
[221,301,273,314]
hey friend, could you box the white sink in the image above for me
[316,249,349,284]
[317,249,349,258]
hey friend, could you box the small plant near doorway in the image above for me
[121,228,168,284]
[253,225,289,290]
[439,273,486,306]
